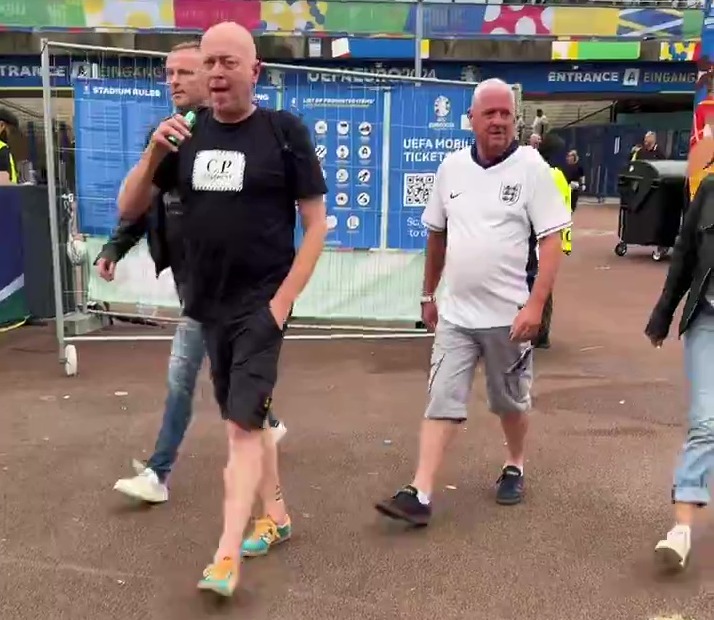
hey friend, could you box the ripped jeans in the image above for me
[672,311,714,505]
[146,317,205,482]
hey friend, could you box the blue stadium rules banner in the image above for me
[73,78,173,236]
[285,83,383,250]
[386,84,473,250]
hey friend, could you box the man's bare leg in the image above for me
[198,422,263,596]
[493,411,530,505]
[375,418,463,526]
[500,413,528,472]
[412,419,461,497]
[241,427,292,557]
[259,431,289,522]
[375,318,477,526]
[215,423,264,559]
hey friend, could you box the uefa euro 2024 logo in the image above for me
[430,95,454,130]
[434,96,450,119]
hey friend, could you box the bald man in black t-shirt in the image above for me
[108,41,288,509]
[118,23,328,597]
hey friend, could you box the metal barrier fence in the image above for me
[40,38,522,376]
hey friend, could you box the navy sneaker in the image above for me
[375,485,431,526]
[495,466,524,505]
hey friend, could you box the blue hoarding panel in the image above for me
[285,79,383,249]
[387,83,473,250]
[254,84,279,108]
[73,79,172,236]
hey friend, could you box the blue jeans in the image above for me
[147,317,205,481]
[672,311,714,505]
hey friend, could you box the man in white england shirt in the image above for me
[375,79,571,525]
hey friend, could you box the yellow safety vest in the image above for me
[551,166,572,254]
[0,139,17,184]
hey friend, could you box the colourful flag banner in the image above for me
[688,1,714,198]
[660,41,700,61]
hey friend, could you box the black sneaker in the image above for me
[495,466,524,505]
[375,485,431,526]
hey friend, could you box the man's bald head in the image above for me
[468,78,515,160]
[202,21,257,62]
[201,21,261,122]
[471,78,514,110]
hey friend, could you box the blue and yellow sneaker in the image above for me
[197,557,239,597]
[241,515,292,557]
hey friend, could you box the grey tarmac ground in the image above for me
[0,204,711,620]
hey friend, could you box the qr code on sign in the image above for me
[403,173,436,207]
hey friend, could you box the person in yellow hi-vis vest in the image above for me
[0,108,19,184]
[526,133,572,348]
[551,165,572,255]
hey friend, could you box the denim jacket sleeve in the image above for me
[645,184,705,340]
[94,216,148,265]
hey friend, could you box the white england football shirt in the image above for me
[422,145,571,329]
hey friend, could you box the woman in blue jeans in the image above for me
[645,175,714,571]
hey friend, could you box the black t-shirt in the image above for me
[153,107,327,323]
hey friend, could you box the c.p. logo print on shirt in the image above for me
[192,150,246,192]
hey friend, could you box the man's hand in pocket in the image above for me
[269,297,291,329]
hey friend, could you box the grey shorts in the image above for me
[425,318,533,420]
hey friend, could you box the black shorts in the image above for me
[203,306,285,431]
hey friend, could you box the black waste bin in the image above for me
[615,159,689,261]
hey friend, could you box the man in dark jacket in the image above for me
[645,174,714,572]
[103,42,286,504]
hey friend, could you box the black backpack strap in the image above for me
[265,109,291,153]
[265,109,295,196]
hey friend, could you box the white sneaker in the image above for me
[654,525,691,570]
[113,466,169,504]
[270,421,287,444]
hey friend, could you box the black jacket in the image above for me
[646,175,714,340]
[95,198,177,281]
[95,122,180,286]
